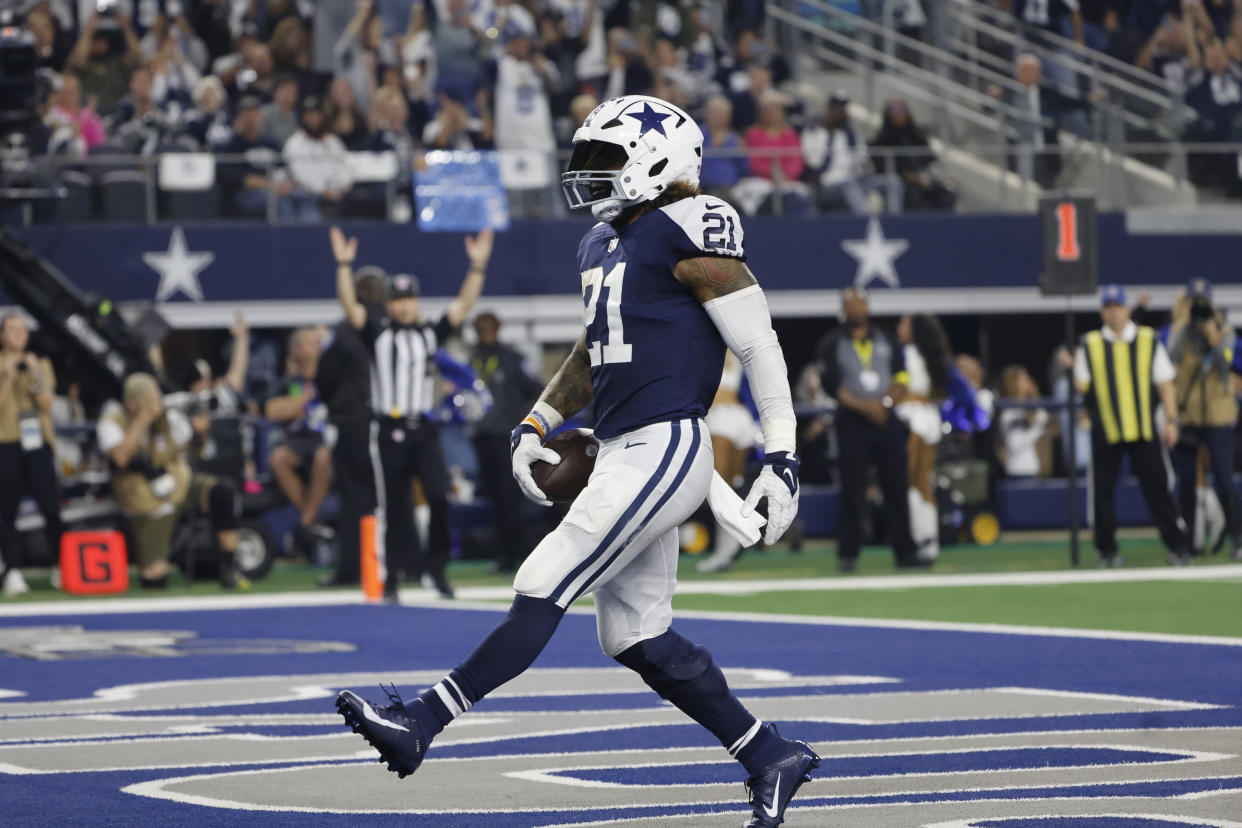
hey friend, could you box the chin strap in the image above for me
[592,199,625,221]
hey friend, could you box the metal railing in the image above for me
[766,0,1207,201]
[943,0,1185,141]
[6,140,1242,226]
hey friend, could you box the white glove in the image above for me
[510,426,560,507]
[741,452,800,545]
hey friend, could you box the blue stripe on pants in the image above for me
[548,422,682,605]
[568,420,703,604]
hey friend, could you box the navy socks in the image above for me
[415,594,565,734]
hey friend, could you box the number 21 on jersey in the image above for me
[581,263,633,367]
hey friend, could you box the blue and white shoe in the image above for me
[742,726,820,827]
[336,686,430,779]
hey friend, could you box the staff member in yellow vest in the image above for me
[1166,277,1242,562]
[0,315,63,598]
[1075,284,1189,567]
[96,374,247,590]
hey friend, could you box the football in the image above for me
[531,430,599,503]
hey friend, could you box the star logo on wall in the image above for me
[142,227,213,302]
[841,217,909,288]
[625,102,673,137]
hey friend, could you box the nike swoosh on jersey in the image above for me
[360,698,409,732]
[704,202,725,210]
[764,772,782,818]
[624,441,647,449]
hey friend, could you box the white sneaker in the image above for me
[3,569,30,597]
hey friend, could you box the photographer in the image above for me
[1168,278,1242,560]
[96,373,246,590]
[0,315,63,598]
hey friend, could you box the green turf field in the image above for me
[7,537,1240,638]
[670,580,1242,637]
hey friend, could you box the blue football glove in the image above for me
[742,451,800,545]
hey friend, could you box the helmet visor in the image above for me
[566,139,628,173]
[562,140,629,211]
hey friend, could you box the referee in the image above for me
[330,226,493,599]
[315,267,386,587]
[1075,284,1189,567]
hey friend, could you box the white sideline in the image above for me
[1,563,1237,619]
[0,565,1240,648]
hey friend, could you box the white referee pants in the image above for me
[513,418,714,657]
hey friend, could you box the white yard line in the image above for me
[1,566,1239,647]
[1,564,1236,618]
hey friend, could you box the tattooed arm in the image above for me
[511,335,594,506]
[538,335,594,422]
[516,335,593,440]
[673,254,758,303]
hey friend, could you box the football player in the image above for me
[338,95,817,827]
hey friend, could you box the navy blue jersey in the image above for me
[576,195,746,440]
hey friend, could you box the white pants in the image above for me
[514,418,714,657]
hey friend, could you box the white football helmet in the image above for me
[562,95,704,221]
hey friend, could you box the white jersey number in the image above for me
[581,263,633,367]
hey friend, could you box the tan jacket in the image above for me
[100,403,192,517]
[1168,322,1238,428]
[0,357,56,445]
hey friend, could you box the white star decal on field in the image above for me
[841,217,909,288]
[142,227,213,302]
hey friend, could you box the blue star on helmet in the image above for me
[625,102,673,137]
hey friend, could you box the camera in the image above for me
[1190,296,1214,324]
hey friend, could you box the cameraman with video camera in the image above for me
[96,373,247,589]
[1168,278,1242,562]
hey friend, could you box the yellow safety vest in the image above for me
[1083,326,1156,444]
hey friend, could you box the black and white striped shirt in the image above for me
[361,309,454,419]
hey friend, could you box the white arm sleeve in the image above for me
[703,284,796,455]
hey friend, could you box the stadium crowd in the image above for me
[17,0,1242,219]
[24,0,966,218]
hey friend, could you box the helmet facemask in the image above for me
[561,139,632,221]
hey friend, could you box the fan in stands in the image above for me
[530,430,598,503]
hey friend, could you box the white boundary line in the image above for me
[1,566,1241,647]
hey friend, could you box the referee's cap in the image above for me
[1100,283,1126,307]
[386,273,421,299]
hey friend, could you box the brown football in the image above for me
[531,430,599,503]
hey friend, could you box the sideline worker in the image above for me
[1075,284,1189,567]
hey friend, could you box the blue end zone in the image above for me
[1,603,1240,826]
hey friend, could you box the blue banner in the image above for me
[9,213,1240,305]
[413,151,510,233]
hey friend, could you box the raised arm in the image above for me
[330,226,367,329]
[67,13,98,70]
[443,229,494,328]
[223,310,250,394]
